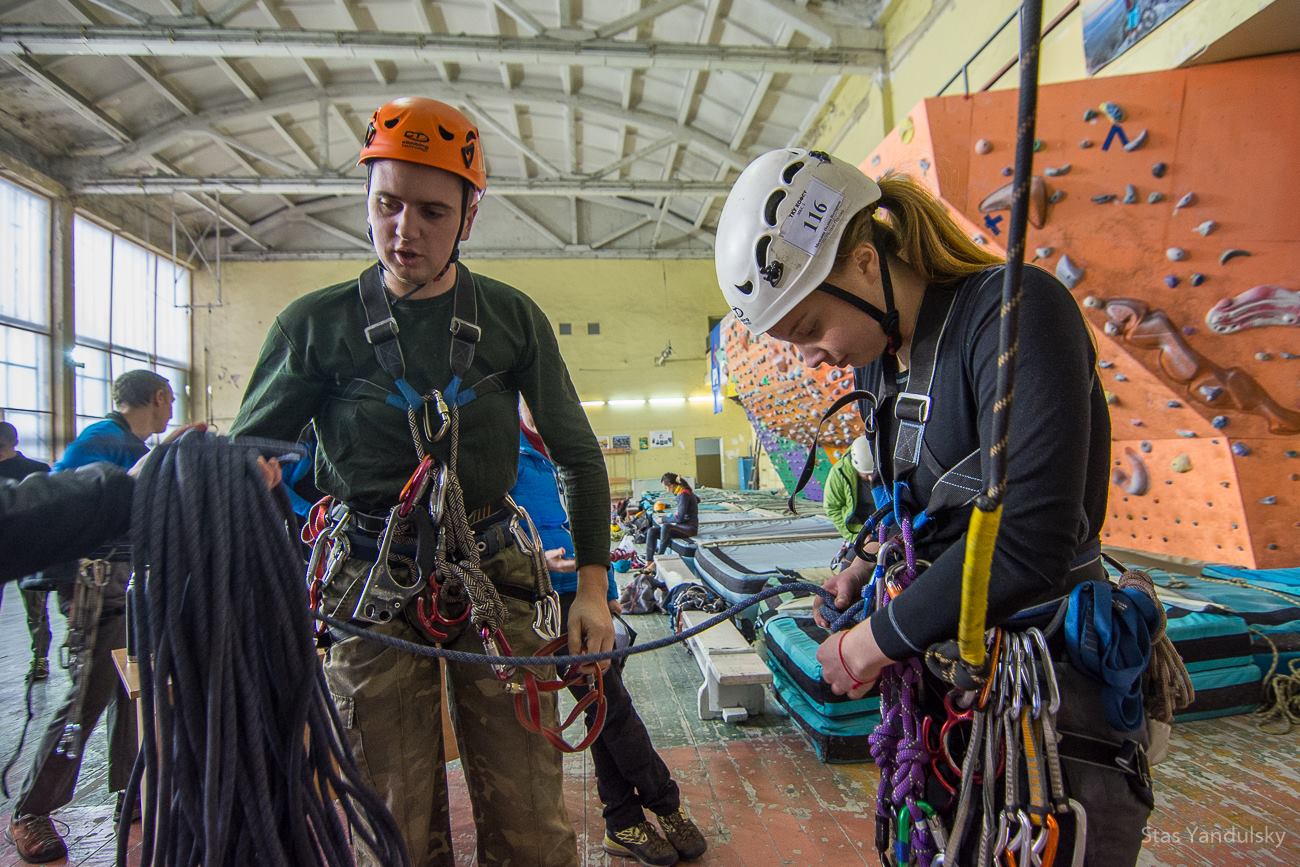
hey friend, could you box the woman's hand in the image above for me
[816,622,893,699]
[813,555,873,628]
[543,547,577,573]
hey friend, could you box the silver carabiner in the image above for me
[534,591,562,642]
[1028,627,1061,715]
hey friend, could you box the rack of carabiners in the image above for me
[828,484,1083,867]
[300,392,607,754]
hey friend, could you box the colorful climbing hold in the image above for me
[1212,416,1229,429]
[1083,108,1099,121]
[1056,254,1084,290]
[1115,372,1128,381]
[1231,443,1252,457]
[1219,248,1251,265]
[1255,352,1272,361]
[1164,275,1180,289]
[1171,454,1193,473]
[1167,400,1183,408]
[1122,184,1138,204]
[975,139,992,155]
[871,155,881,166]
[1288,451,1299,459]
[1177,430,1197,438]
[1001,166,1013,177]
[1147,191,1165,204]
[1049,190,1066,204]
[1034,246,1055,260]
[1140,441,1152,453]
[1084,296,1104,309]
[1182,325,1197,336]
[1151,162,1168,178]
[1032,139,1044,152]
[1166,247,1187,261]
[1194,220,1217,237]
[1101,102,1125,122]
[1105,391,1119,405]
[972,233,987,245]
[1044,164,1071,177]
[1122,129,1148,151]
[1098,359,1114,368]
[1174,192,1196,211]
[1282,352,1299,360]
[1259,496,1277,505]
[1080,139,1093,149]
[1092,194,1116,204]
[1131,418,1144,426]
[1198,384,1224,402]
[1190,273,1206,287]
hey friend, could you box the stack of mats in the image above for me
[1106,562,1300,721]
[761,613,879,762]
[693,535,843,607]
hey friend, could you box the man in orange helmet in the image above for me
[231,97,614,866]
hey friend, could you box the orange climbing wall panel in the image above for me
[858,52,1299,568]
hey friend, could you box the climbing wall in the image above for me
[722,53,1298,568]
[718,317,863,498]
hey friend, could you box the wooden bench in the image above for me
[653,553,771,723]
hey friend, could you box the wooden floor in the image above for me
[1,581,1296,865]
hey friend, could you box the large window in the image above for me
[73,216,191,436]
[0,178,53,461]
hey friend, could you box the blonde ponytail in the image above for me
[835,172,1002,284]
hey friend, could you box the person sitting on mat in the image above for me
[642,473,698,564]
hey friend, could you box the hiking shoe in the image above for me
[9,814,67,863]
[114,790,142,824]
[603,821,679,866]
[656,806,707,860]
[29,657,49,681]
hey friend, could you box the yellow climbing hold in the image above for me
[1171,454,1193,473]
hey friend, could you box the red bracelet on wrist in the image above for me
[836,632,867,690]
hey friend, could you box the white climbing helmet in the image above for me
[715,148,882,335]
[850,435,874,475]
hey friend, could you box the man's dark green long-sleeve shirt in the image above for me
[231,264,611,568]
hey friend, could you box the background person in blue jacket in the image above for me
[513,418,706,867]
[8,368,173,863]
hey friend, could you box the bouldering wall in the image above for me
[720,53,1297,568]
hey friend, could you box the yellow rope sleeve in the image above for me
[959,504,1002,667]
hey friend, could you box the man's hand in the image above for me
[544,547,577,573]
[812,555,873,628]
[608,598,623,615]
[568,564,615,673]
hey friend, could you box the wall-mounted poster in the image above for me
[639,437,649,450]
[1083,0,1193,75]
[596,435,612,450]
[611,434,632,451]
[649,430,674,448]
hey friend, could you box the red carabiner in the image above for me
[302,495,334,544]
[397,456,434,518]
[511,636,607,753]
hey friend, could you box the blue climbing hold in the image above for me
[1140,441,1152,453]
[1167,400,1182,408]
[1164,275,1179,289]
[1115,373,1128,382]
[1177,430,1197,438]
[1102,102,1125,122]
[1259,496,1277,506]
[1084,108,1099,121]
[1232,443,1251,457]
[1211,416,1229,429]
[1190,273,1205,287]
[1001,166,1013,176]
[1198,385,1224,402]
[1152,162,1167,178]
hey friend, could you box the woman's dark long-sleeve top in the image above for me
[858,265,1110,661]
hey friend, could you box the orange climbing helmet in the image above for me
[358,97,487,193]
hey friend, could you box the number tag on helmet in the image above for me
[779,178,845,255]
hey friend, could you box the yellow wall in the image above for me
[192,257,758,490]
[814,0,1281,162]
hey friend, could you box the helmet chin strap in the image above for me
[814,242,903,357]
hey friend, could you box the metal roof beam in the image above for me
[0,24,883,74]
[464,98,561,177]
[302,213,369,250]
[751,0,836,46]
[590,133,674,179]
[95,80,752,169]
[266,114,318,170]
[3,54,132,143]
[257,0,327,87]
[594,0,694,39]
[74,175,735,196]
[591,216,650,249]
[492,195,567,248]
[491,0,546,36]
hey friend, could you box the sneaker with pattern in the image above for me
[602,820,679,866]
[656,806,707,860]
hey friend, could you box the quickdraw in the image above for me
[512,635,608,753]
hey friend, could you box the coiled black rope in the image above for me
[119,430,409,867]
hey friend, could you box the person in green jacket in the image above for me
[230,97,613,867]
[823,435,877,541]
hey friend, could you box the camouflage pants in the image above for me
[323,542,577,867]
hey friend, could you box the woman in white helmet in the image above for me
[714,149,1156,865]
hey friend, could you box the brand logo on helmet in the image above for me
[400,129,430,152]
[731,306,751,325]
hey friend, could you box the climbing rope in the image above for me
[122,431,409,867]
[956,0,1044,678]
[1249,627,1300,735]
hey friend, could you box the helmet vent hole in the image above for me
[383,116,401,129]
[437,125,455,141]
[763,191,785,227]
[735,281,754,296]
[755,235,773,270]
[782,161,805,184]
